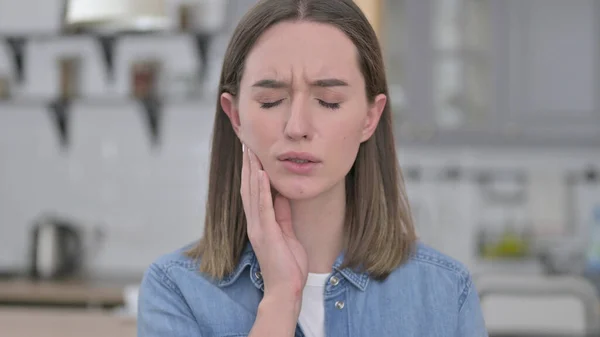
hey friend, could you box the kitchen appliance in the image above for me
[29,215,84,280]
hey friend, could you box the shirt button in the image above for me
[335,301,345,310]
[255,271,262,279]
[329,276,340,286]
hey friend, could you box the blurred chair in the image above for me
[476,274,600,336]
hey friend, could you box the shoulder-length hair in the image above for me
[187,0,416,281]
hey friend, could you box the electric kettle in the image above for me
[29,215,84,280]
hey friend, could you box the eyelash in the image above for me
[260,99,284,109]
[260,99,341,110]
[318,100,340,110]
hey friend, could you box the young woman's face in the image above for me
[223,21,386,200]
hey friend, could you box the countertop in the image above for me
[0,274,141,307]
[0,307,136,337]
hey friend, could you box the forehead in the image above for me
[243,20,362,83]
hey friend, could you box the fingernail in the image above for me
[242,143,245,153]
[258,170,264,182]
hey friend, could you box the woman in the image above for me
[138,0,487,336]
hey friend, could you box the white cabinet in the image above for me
[384,0,600,147]
[505,0,599,132]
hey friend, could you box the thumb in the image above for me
[273,193,295,238]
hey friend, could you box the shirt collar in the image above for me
[332,250,370,291]
[217,242,370,291]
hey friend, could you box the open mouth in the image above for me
[285,158,314,164]
[277,152,320,163]
[278,152,320,174]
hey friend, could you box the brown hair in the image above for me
[187,0,416,281]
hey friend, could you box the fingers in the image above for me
[257,169,276,228]
[274,193,294,239]
[240,144,254,241]
[248,149,262,225]
[240,144,251,221]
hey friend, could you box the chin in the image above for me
[270,176,327,201]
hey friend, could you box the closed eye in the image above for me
[318,100,341,110]
[260,99,284,109]
[260,99,340,110]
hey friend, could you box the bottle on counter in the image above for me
[581,168,600,272]
[586,207,600,269]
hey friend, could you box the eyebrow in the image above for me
[252,78,349,89]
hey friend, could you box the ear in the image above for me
[221,92,242,138]
[361,93,387,142]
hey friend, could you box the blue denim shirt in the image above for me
[137,241,488,336]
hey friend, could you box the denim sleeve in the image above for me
[456,274,489,337]
[137,263,202,337]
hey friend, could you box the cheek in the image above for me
[328,122,363,166]
[335,117,365,144]
[239,110,277,159]
[239,107,263,141]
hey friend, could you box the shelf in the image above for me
[0,95,208,106]
[0,29,220,151]
[0,96,183,151]
[0,31,214,84]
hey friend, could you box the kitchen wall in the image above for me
[399,146,600,273]
[0,0,256,276]
[1,0,599,278]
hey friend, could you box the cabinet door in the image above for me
[385,0,600,147]
[503,0,600,142]
[431,0,494,130]
[384,0,438,142]
[390,0,497,143]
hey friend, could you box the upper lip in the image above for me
[277,152,321,163]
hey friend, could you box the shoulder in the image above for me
[408,241,471,280]
[139,241,211,298]
[383,241,475,310]
[138,242,263,335]
[146,241,201,275]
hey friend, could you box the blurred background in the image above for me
[0,0,599,336]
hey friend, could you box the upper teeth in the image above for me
[290,159,309,163]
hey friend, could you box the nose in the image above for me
[283,97,313,141]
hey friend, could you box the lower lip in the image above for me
[280,160,319,174]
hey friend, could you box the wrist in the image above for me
[251,294,301,336]
[260,291,302,318]
[265,281,304,302]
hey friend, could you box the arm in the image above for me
[457,275,489,337]
[137,263,202,337]
[241,147,305,336]
[249,294,301,337]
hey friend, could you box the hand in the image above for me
[240,144,308,309]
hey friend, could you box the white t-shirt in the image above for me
[298,273,330,337]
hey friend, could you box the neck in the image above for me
[289,181,346,274]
